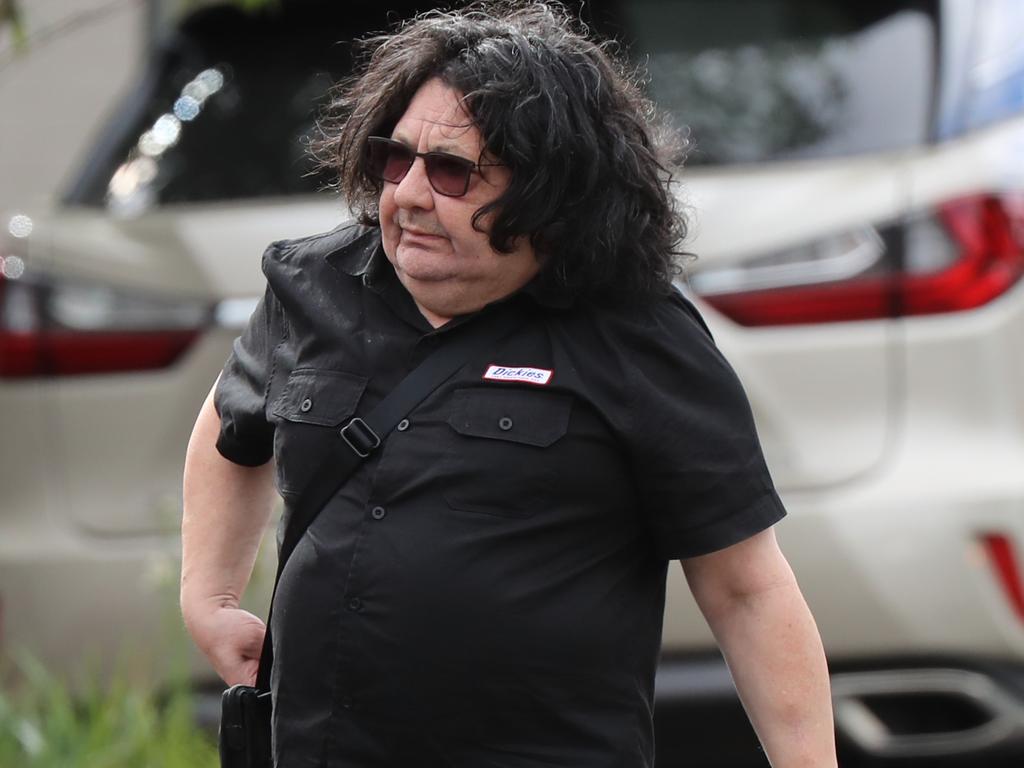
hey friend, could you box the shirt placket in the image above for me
[323,319,457,761]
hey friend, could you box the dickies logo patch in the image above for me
[483,365,553,386]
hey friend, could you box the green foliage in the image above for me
[0,653,218,768]
[0,0,27,50]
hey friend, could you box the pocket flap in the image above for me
[448,388,572,447]
[271,368,367,427]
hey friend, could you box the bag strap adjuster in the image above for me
[339,417,381,458]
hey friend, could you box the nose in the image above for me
[391,156,434,211]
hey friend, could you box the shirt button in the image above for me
[396,418,410,432]
[498,416,513,431]
[371,506,386,520]
[299,398,313,413]
[348,597,363,612]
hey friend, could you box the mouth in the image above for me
[396,217,446,238]
[401,227,446,240]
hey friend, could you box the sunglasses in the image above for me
[366,136,501,197]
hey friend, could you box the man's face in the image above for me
[378,78,539,327]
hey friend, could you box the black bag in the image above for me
[219,686,272,768]
[217,305,525,767]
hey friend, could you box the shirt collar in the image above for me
[324,224,574,312]
[323,224,381,280]
[521,273,574,310]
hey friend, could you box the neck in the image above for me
[416,301,453,329]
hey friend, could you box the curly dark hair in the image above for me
[313,1,688,302]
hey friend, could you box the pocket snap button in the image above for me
[396,419,410,432]
[498,416,513,431]
[299,398,313,413]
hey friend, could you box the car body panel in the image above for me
[679,153,907,492]
[34,199,342,299]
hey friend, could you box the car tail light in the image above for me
[979,533,1024,624]
[690,193,1024,326]
[0,257,210,378]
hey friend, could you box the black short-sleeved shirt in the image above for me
[214,222,786,768]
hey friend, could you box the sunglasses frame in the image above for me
[366,136,502,197]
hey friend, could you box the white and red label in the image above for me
[482,365,553,386]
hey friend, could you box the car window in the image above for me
[65,3,366,212]
[64,2,436,211]
[64,0,938,211]
[623,0,937,166]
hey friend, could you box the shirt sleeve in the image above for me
[213,281,285,467]
[618,290,786,559]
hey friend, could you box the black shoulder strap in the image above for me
[253,304,526,691]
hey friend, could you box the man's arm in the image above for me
[181,381,278,686]
[681,527,838,768]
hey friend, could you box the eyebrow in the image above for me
[389,136,471,159]
[390,125,477,159]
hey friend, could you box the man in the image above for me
[181,3,838,766]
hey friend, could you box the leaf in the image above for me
[0,650,219,767]
[0,0,27,51]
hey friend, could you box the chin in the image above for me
[395,249,457,278]
[399,265,461,286]
[414,283,484,316]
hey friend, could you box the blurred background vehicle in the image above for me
[2,0,1024,766]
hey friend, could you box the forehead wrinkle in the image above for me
[431,120,479,154]
[390,79,485,157]
[393,115,481,156]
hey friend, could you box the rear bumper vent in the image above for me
[832,669,1024,759]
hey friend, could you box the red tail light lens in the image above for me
[979,533,1024,625]
[0,329,202,378]
[0,264,209,378]
[901,195,1024,314]
[693,193,1024,326]
[696,274,896,327]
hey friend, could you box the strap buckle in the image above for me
[339,417,381,458]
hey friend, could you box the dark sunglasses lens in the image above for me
[368,140,413,183]
[424,154,472,196]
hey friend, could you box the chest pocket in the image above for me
[271,368,367,497]
[443,388,572,518]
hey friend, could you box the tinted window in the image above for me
[66,0,938,210]
[623,0,936,165]
[66,2,436,211]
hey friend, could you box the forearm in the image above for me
[710,577,836,767]
[682,530,837,768]
[180,383,278,628]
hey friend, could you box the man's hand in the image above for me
[183,601,267,686]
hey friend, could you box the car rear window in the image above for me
[64,3,365,212]
[65,0,938,210]
[626,0,937,165]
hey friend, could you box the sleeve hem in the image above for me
[215,432,274,467]
[657,491,787,560]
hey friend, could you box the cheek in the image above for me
[379,191,399,252]
[440,204,492,253]
[378,188,396,224]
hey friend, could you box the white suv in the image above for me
[2,1,1024,766]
